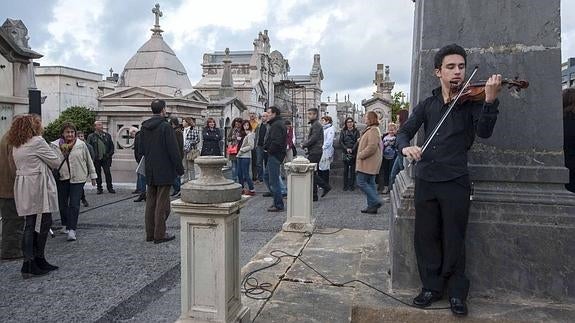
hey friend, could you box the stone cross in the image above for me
[152,3,162,27]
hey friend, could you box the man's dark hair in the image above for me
[170,116,180,126]
[267,106,281,116]
[307,108,318,114]
[434,43,467,69]
[151,99,166,114]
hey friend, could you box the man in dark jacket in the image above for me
[263,106,287,212]
[301,108,332,201]
[87,121,115,194]
[139,99,184,243]
[170,117,184,197]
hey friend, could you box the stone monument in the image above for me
[362,64,394,132]
[390,0,575,302]
[282,156,317,233]
[172,156,249,322]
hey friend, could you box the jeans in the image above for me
[308,153,331,199]
[94,158,113,191]
[389,154,404,189]
[22,213,52,261]
[184,158,196,182]
[137,173,147,193]
[356,172,382,209]
[263,153,286,195]
[231,158,239,183]
[255,146,265,181]
[57,180,84,230]
[267,155,284,209]
[172,176,181,193]
[238,158,255,191]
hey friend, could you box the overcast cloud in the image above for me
[4,0,575,105]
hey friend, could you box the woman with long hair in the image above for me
[355,111,384,214]
[51,122,97,241]
[227,117,244,182]
[237,120,256,195]
[200,118,222,156]
[8,114,61,278]
[339,117,360,191]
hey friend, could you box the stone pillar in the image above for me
[282,156,316,233]
[172,156,249,323]
[390,0,575,301]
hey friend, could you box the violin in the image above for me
[450,78,529,104]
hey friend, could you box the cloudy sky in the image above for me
[4,0,575,105]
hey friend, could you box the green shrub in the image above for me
[43,106,96,142]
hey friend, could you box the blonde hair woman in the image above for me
[355,111,384,214]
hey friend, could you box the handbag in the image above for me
[186,148,200,161]
[226,144,238,155]
[53,154,70,181]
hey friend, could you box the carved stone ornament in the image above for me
[285,156,316,174]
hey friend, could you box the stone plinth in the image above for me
[282,157,316,233]
[173,156,249,323]
[390,0,575,302]
[181,156,241,204]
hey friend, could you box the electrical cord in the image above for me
[241,231,450,311]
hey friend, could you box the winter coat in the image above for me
[302,119,324,157]
[237,132,255,159]
[50,139,97,184]
[12,136,62,216]
[200,127,222,156]
[86,131,114,161]
[175,127,184,160]
[139,115,184,186]
[133,131,143,163]
[0,134,16,198]
[339,128,360,155]
[255,122,267,147]
[264,116,287,162]
[356,126,383,175]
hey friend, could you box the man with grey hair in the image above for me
[87,121,115,194]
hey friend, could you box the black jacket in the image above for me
[339,128,360,154]
[264,116,287,161]
[302,119,324,157]
[201,127,222,156]
[139,115,184,186]
[133,131,143,163]
[396,87,499,182]
[87,131,114,161]
[175,127,184,159]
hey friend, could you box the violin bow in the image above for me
[410,66,479,166]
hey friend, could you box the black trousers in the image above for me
[94,158,113,191]
[377,158,394,191]
[22,213,52,261]
[343,159,356,189]
[308,153,330,199]
[414,176,471,299]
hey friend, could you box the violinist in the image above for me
[396,43,502,316]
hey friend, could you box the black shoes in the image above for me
[360,207,378,214]
[35,257,59,271]
[321,186,332,198]
[449,297,468,316]
[97,189,103,195]
[21,260,50,279]
[131,190,141,194]
[154,234,176,244]
[262,192,272,197]
[267,206,284,212]
[108,188,116,194]
[413,289,443,308]
[134,193,146,202]
[81,198,89,207]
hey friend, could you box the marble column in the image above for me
[390,0,575,301]
[172,156,249,323]
[282,156,317,233]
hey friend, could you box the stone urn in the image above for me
[181,156,242,204]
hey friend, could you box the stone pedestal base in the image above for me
[172,198,250,323]
[390,171,575,300]
[283,157,316,233]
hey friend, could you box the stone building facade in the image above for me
[362,64,394,133]
[0,19,42,136]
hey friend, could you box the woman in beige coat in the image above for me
[8,114,62,278]
[356,111,384,214]
[51,122,97,242]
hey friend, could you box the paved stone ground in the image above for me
[0,179,388,323]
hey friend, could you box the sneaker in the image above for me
[67,230,77,241]
[58,228,69,235]
[246,190,256,196]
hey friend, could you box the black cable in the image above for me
[241,233,450,311]
[79,195,136,214]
